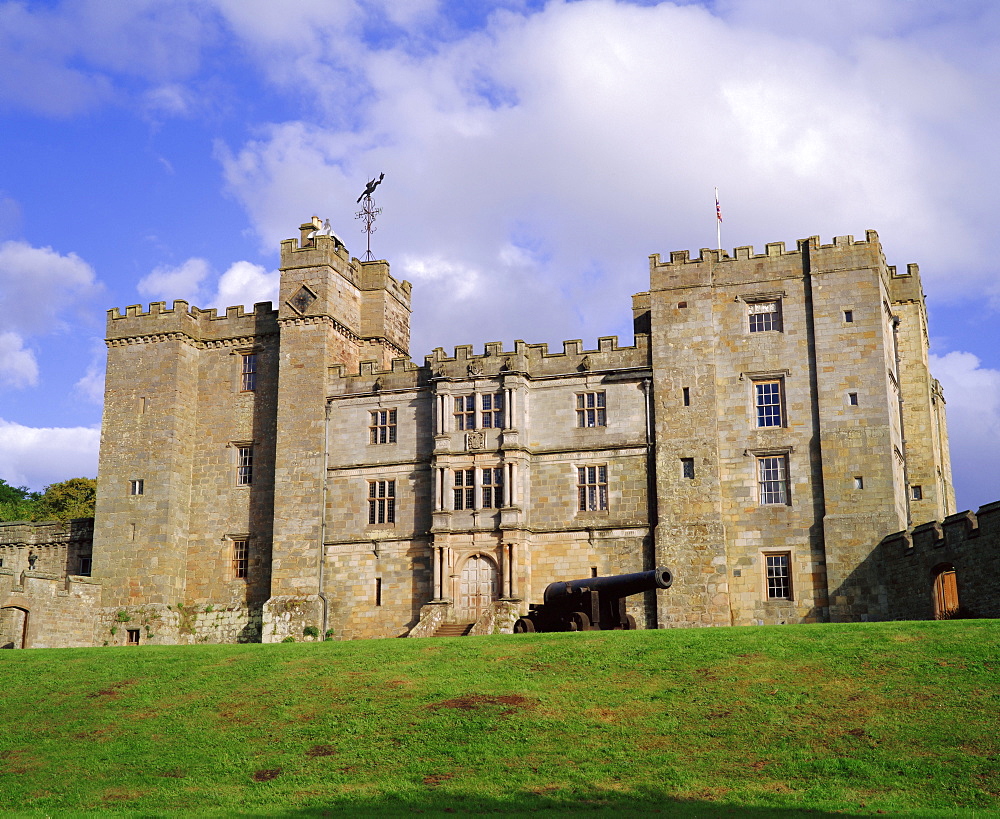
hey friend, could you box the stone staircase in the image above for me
[433,622,474,637]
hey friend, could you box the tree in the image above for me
[32,478,97,522]
[0,479,39,522]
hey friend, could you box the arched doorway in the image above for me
[0,606,28,649]
[932,564,960,619]
[458,554,498,622]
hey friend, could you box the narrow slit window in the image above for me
[682,387,690,406]
[854,476,864,490]
[375,577,382,607]
[681,458,695,479]
[848,392,859,406]
[844,310,854,323]
[129,479,144,496]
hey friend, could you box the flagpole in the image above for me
[715,186,722,251]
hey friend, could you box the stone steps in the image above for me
[433,622,474,637]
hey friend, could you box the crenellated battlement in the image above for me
[106,300,279,344]
[326,335,651,396]
[648,231,889,291]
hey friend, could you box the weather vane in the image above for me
[355,172,385,261]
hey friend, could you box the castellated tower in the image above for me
[91,217,410,643]
[265,218,412,638]
[638,232,954,627]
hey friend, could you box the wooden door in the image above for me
[458,555,497,622]
[933,568,959,619]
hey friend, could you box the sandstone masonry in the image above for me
[2,219,986,648]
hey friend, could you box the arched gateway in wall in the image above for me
[0,606,28,649]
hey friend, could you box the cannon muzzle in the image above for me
[543,566,673,606]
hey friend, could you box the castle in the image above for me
[4,218,999,649]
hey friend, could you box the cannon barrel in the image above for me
[543,566,673,606]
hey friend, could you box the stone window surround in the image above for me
[739,291,786,334]
[237,349,258,393]
[230,441,254,487]
[129,479,144,496]
[751,449,792,506]
[368,479,396,525]
[762,550,793,600]
[229,535,249,580]
[369,408,397,444]
[576,390,607,428]
[577,464,609,513]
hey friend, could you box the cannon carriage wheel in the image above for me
[513,617,535,633]
[568,611,591,632]
[623,614,637,630]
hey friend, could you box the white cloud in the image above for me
[0,240,100,336]
[0,332,38,388]
[137,257,212,304]
[214,261,279,308]
[137,257,278,312]
[930,351,1000,512]
[73,340,107,406]
[0,419,100,491]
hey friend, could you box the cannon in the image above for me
[513,566,673,633]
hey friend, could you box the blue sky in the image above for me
[1,0,998,512]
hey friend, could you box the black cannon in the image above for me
[513,566,673,633]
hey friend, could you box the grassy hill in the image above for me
[1,620,998,817]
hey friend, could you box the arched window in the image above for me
[932,564,960,620]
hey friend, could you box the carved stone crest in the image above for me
[466,431,485,450]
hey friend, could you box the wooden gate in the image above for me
[933,565,959,619]
[458,555,498,622]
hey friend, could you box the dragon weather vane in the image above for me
[355,172,385,261]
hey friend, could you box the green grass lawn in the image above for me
[0,619,998,817]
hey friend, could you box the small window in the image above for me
[481,393,504,428]
[757,455,790,505]
[0,558,4,568]
[682,387,690,407]
[368,480,396,524]
[576,392,606,428]
[232,539,248,579]
[129,479,144,496]
[375,577,382,607]
[854,476,864,490]
[126,628,140,646]
[681,458,695,479]
[748,300,782,333]
[848,392,859,406]
[454,396,476,430]
[677,301,687,309]
[764,553,792,599]
[578,465,608,512]
[754,380,784,427]
[369,409,397,444]
[236,446,253,486]
[911,485,923,500]
[591,566,598,577]
[481,467,503,509]
[453,469,475,510]
[79,555,92,576]
[241,353,257,392]
[844,310,854,323]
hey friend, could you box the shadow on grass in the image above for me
[275,790,871,817]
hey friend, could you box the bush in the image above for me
[281,636,296,643]
[302,625,319,638]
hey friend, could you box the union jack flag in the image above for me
[715,193,723,222]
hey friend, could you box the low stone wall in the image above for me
[0,569,101,648]
[95,603,263,647]
[470,600,521,635]
[879,500,1000,620]
[261,595,326,643]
